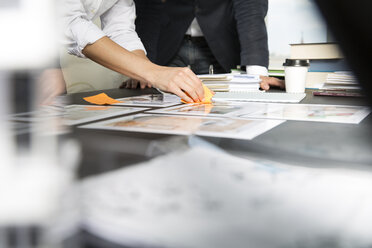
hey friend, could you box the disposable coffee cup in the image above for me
[283,59,310,93]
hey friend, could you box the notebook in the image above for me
[213,92,306,103]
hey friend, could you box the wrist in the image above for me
[142,64,163,84]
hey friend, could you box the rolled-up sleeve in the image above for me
[101,0,146,53]
[61,0,106,57]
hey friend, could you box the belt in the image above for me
[184,35,205,42]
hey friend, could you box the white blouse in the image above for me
[61,0,145,58]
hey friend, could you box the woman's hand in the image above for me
[148,66,205,103]
[82,37,204,102]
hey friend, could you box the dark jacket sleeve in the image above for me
[134,0,163,62]
[233,0,269,68]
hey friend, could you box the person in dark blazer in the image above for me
[123,0,284,90]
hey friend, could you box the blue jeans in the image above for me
[167,36,227,74]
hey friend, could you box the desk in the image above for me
[68,88,372,248]
[71,88,372,177]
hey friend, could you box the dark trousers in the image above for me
[167,36,228,74]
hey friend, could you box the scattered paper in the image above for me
[237,103,371,124]
[83,93,123,105]
[7,106,64,122]
[212,92,306,103]
[63,105,147,125]
[148,102,246,117]
[7,105,147,126]
[79,113,284,140]
[114,94,181,107]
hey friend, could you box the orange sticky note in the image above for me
[83,93,123,105]
[181,84,214,104]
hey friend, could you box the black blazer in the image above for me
[134,0,269,71]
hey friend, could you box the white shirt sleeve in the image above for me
[61,0,146,58]
[61,0,106,58]
[246,65,268,77]
[101,0,146,53]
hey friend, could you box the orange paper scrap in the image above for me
[83,93,123,105]
[181,84,214,104]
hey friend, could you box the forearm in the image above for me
[82,36,205,102]
[82,36,158,82]
[131,49,149,60]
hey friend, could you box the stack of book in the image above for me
[198,74,261,92]
[290,42,357,89]
[290,42,343,60]
[268,69,285,78]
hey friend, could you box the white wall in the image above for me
[60,51,127,93]
[267,0,327,69]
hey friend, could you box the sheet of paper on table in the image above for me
[148,102,247,117]
[236,103,371,124]
[7,106,65,122]
[80,146,372,248]
[212,91,306,103]
[79,113,285,140]
[8,105,147,125]
[114,94,181,107]
[63,105,147,125]
[149,102,370,124]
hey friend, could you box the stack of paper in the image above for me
[198,74,261,92]
[322,71,361,90]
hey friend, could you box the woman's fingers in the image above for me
[182,68,205,101]
[173,74,200,102]
[170,68,204,102]
[171,86,194,103]
[150,66,205,103]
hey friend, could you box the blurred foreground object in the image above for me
[0,0,57,70]
[80,145,372,248]
[313,0,372,106]
[0,0,80,247]
[37,69,66,106]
